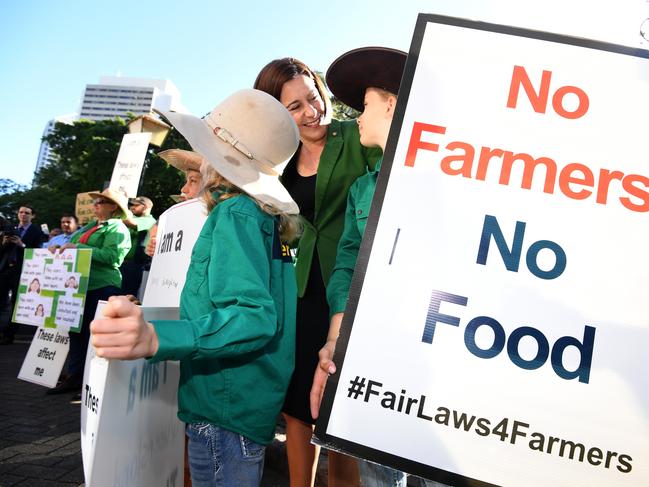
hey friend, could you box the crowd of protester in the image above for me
[0,47,448,487]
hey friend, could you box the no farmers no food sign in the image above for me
[314,14,649,487]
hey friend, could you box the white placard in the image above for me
[108,132,152,197]
[13,248,91,331]
[18,327,69,387]
[81,304,184,487]
[142,198,207,307]
[315,15,649,487]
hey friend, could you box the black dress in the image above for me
[281,165,331,424]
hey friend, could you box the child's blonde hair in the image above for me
[199,163,301,243]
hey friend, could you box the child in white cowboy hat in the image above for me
[90,88,301,486]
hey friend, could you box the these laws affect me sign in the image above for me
[314,15,649,487]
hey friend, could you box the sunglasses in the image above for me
[93,199,113,205]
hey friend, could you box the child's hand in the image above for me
[90,296,159,360]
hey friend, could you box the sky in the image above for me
[0,0,646,187]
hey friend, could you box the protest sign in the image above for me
[18,327,69,387]
[81,304,183,487]
[80,198,206,485]
[76,191,99,225]
[108,132,152,197]
[314,14,649,487]
[13,248,91,331]
[143,198,207,307]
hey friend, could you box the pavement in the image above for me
[0,324,325,487]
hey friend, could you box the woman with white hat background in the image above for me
[47,187,131,395]
[90,88,301,486]
[254,57,382,487]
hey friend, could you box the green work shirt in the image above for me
[283,119,381,297]
[124,214,156,260]
[149,194,297,445]
[327,159,382,317]
[71,218,131,290]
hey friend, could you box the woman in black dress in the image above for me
[255,58,381,486]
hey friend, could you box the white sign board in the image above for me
[81,303,184,487]
[108,132,152,198]
[142,198,207,307]
[18,327,69,387]
[315,15,649,487]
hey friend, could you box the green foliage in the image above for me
[0,179,26,197]
[0,118,191,230]
[331,98,360,121]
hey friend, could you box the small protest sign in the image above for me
[13,248,91,331]
[108,132,152,197]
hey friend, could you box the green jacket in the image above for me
[284,119,381,297]
[71,218,131,290]
[124,213,156,260]
[327,159,382,316]
[150,194,297,445]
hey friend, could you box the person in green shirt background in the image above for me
[120,195,156,298]
[48,187,131,394]
[90,88,301,486]
[254,57,382,486]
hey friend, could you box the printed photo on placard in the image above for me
[64,273,81,292]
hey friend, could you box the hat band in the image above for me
[204,116,279,176]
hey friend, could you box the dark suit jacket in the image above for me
[18,224,44,249]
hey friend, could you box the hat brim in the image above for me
[158,149,203,173]
[326,47,408,112]
[87,190,129,219]
[155,109,299,214]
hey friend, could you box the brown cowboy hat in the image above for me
[326,46,408,112]
[158,149,204,173]
[87,188,129,219]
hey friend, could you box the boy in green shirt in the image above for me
[312,47,450,487]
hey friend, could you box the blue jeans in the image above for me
[359,460,407,487]
[359,460,451,487]
[186,423,265,486]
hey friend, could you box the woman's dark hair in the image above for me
[254,58,331,117]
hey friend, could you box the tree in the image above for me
[0,117,193,230]
[0,179,26,196]
[331,98,360,121]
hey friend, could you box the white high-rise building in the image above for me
[34,76,186,180]
[34,113,77,179]
[78,75,186,121]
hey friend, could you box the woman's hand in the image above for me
[309,337,338,419]
[90,296,159,360]
[58,242,77,253]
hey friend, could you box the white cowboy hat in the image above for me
[156,89,300,214]
[87,188,130,219]
[158,149,204,173]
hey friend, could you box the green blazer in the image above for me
[283,119,382,297]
